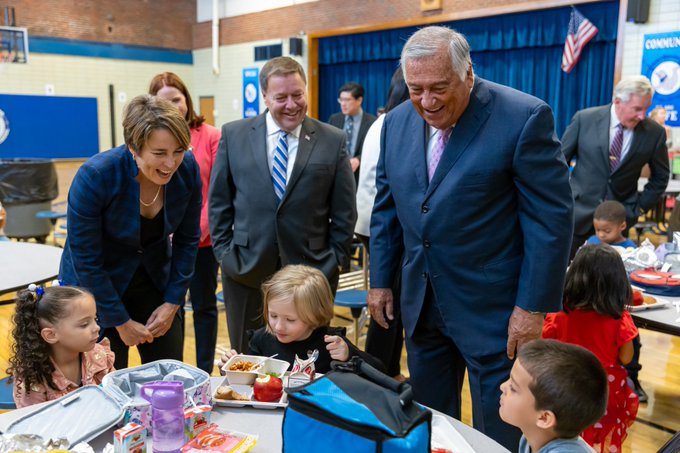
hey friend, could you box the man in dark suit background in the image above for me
[328,82,377,182]
[562,75,669,404]
[208,57,357,352]
[368,26,573,451]
[563,75,669,259]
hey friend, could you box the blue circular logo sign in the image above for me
[0,109,9,144]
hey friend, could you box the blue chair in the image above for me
[35,210,67,246]
[334,290,369,344]
[0,376,16,410]
[216,291,224,304]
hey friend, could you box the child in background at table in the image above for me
[499,339,606,453]
[585,201,637,249]
[543,245,639,453]
[218,265,384,374]
[8,284,115,408]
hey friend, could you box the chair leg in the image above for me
[357,307,370,338]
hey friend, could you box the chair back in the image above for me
[0,376,16,410]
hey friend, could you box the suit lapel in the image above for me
[250,115,278,206]
[410,113,429,193]
[283,118,315,203]
[597,106,613,172]
[425,79,491,198]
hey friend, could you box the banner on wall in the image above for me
[243,67,259,118]
[642,31,680,126]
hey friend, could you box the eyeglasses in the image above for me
[337,97,356,104]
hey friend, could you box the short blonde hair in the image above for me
[262,265,334,332]
[122,94,191,153]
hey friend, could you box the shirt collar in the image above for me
[347,109,363,123]
[428,123,456,139]
[49,340,113,391]
[266,112,302,139]
[610,104,622,129]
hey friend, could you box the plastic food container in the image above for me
[222,355,290,385]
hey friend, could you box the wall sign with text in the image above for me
[642,31,680,126]
[243,67,260,118]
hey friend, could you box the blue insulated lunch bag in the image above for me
[282,357,431,452]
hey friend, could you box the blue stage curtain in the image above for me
[318,1,619,136]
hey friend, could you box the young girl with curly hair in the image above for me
[8,285,115,408]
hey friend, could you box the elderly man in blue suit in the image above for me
[368,26,573,451]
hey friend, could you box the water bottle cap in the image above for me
[152,388,184,409]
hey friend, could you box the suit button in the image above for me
[137,249,143,254]
[421,205,429,213]
[424,240,431,248]
[421,272,427,279]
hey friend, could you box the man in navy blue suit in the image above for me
[368,26,573,451]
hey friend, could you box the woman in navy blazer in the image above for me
[60,95,202,369]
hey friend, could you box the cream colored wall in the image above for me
[0,54,192,152]
[621,0,680,76]
[191,38,307,127]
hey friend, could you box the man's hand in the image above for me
[367,288,393,329]
[116,320,154,347]
[350,157,360,173]
[146,303,180,338]
[507,306,544,359]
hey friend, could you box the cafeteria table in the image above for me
[0,377,511,452]
[0,241,63,297]
[630,295,680,337]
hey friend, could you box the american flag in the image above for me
[561,8,598,73]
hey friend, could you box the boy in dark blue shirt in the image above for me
[585,201,637,249]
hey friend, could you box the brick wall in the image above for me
[5,0,195,50]
[193,0,525,49]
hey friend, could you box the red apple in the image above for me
[253,374,283,402]
[632,290,644,306]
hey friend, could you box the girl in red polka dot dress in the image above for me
[542,245,639,453]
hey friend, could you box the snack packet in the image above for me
[0,434,71,452]
[113,422,146,453]
[184,405,212,440]
[287,349,319,388]
[180,424,257,453]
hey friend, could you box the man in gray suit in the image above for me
[208,57,357,352]
[564,75,669,259]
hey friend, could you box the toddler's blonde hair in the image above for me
[262,265,334,332]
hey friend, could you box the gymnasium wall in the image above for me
[6,0,194,50]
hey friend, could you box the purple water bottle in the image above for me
[141,381,185,453]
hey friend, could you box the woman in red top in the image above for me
[150,72,221,374]
[543,245,638,453]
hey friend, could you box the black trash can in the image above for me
[0,159,59,242]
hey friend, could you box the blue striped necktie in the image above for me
[272,130,288,202]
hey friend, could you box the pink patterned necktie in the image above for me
[428,127,453,182]
[609,123,624,172]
